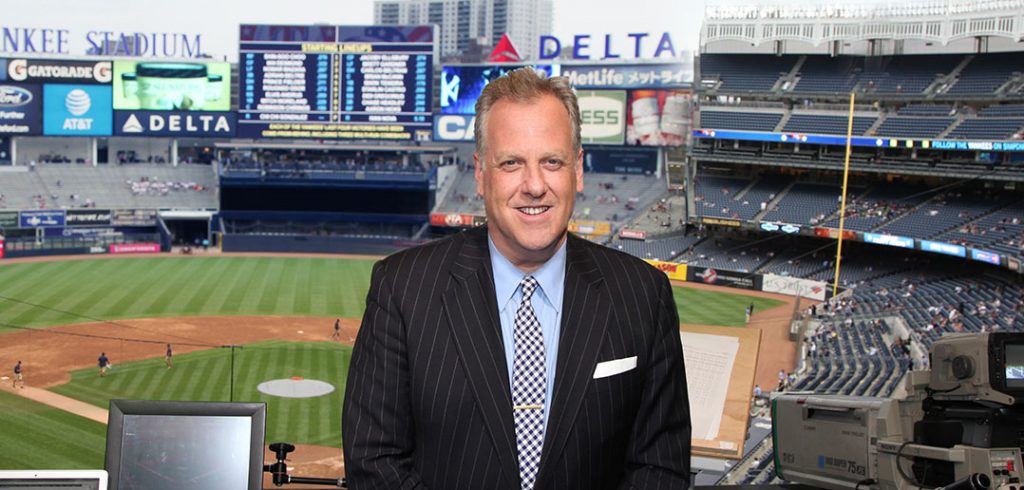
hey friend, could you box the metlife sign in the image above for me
[578,90,625,145]
[114,110,236,137]
[0,83,41,134]
[43,84,112,136]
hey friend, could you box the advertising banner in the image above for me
[42,84,112,136]
[66,209,112,226]
[759,222,801,234]
[1008,257,1020,272]
[970,249,1001,266]
[3,58,112,84]
[0,211,17,228]
[761,274,826,301]
[578,90,625,145]
[619,229,647,240]
[43,227,122,238]
[687,266,759,290]
[0,83,41,134]
[110,243,160,254]
[19,210,65,228]
[567,220,611,235]
[0,236,4,259]
[645,260,686,281]
[814,227,857,240]
[111,209,158,226]
[625,89,690,146]
[433,114,474,142]
[919,240,966,258]
[113,60,231,111]
[114,110,236,137]
[440,65,547,115]
[429,212,477,227]
[560,63,690,89]
[863,232,914,249]
[583,146,658,174]
[702,217,742,227]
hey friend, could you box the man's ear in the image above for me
[474,152,484,196]
[575,148,584,193]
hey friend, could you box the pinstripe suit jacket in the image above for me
[343,226,690,490]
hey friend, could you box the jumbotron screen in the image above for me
[237,25,433,141]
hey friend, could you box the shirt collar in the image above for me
[488,235,567,314]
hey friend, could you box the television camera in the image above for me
[773,332,1024,490]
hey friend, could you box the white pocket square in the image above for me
[593,356,637,379]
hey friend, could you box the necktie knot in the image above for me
[520,276,539,303]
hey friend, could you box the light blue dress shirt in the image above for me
[488,237,565,433]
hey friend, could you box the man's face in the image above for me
[475,94,583,271]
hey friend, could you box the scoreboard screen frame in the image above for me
[238,24,434,142]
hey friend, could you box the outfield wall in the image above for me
[221,234,421,256]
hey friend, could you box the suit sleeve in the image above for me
[620,273,691,490]
[343,261,429,490]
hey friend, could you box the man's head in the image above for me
[473,68,583,272]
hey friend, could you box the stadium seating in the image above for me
[3,164,217,210]
[761,183,846,225]
[699,54,794,93]
[699,111,784,132]
[782,114,876,136]
[946,53,1024,95]
[874,116,955,138]
[946,118,1024,140]
[694,174,753,220]
[874,189,1015,239]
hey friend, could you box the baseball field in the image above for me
[0,254,786,471]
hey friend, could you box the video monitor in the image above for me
[1003,342,1024,389]
[105,400,265,490]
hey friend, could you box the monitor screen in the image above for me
[1004,344,1024,389]
[0,470,108,490]
[105,400,265,490]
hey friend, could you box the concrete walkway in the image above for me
[1,384,108,424]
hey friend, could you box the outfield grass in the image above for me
[676,287,784,327]
[0,256,783,332]
[0,257,376,332]
[0,389,106,470]
[51,341,351,448]
[0,255,788,470]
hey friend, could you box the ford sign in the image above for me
[0,85,32,107]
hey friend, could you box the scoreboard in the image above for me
[238,25,434,141]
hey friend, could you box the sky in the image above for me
[2,0,698,61]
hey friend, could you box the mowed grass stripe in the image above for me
[0,390,106,470]
[89,259,176,313]
[2,261,90,324]
[0,257,377,329]
[203,257,261,313]
[675,286,784,327]
[292,260,314,314]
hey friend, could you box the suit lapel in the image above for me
[441,227,520,489]
[536,234,611,486]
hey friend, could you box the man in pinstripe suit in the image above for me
[343,68,691,490]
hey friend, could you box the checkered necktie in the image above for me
[512,276,546,490]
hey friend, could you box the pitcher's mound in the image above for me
[257,378,335,398]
